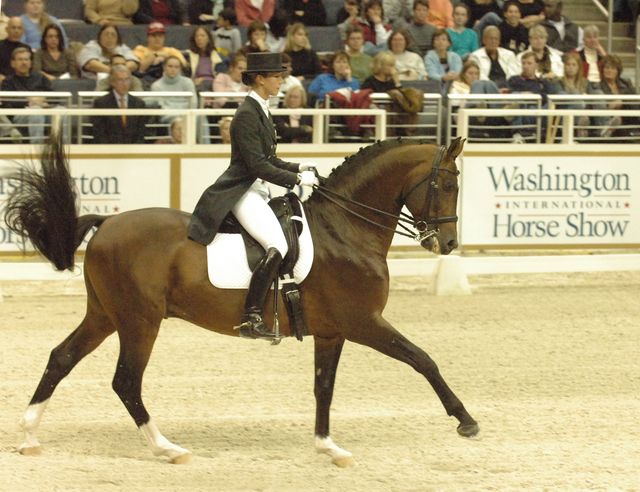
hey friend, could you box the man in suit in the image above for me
[188,52,319,340]
[91,65,149,144]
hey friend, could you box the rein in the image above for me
[313,145,459,243]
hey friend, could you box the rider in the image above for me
[188,52,319,340]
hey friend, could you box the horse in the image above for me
[5,132,478,466]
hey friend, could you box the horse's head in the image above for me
[403,137,464,255]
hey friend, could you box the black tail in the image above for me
[3,130,107,271]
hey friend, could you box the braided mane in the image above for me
[307,137,434,205]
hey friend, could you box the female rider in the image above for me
[188,52,318,340]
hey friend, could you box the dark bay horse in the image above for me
[6,134,478,466]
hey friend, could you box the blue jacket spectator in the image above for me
[308,50,360,102]
[424,30,462,82]
[20,0,68,50]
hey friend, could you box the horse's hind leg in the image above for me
[111,320,191,464]
[349,315,479,437]
[19,305,116,454]
[313,335,354,467]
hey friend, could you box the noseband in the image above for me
[313,145,459,243]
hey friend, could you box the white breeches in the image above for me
[231,186,288,257]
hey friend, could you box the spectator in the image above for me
[184,26,224,91]
[218,116,232,143]
[135,0,188,25]
[398,0,436,57]
[96,53,144,90]
[266,9,289,53]
[508,50,555,99]
[499,1,528,54]
[279,52,304,94]
[576,24,607,89]
[150,55,198,122]
[0,11,8,40]
[469,26,519,88]
[447,3,479,59]
[557,51,605,137]
[33,23,79,81]
[517,25,563,80]
[0,46,51,143]
[449,58,481,102]
[308,50,360,102]
[461,0,501,31]
[598,54,637,138]
[341,0,392,55]
[425,28,462,86]
[78,24,139,80]
[133,22,187,88]
[345,24,374,83]
[428,0,454,29]
[211,53,248,107]
[284,23,322,81]
[361,50,401,91]
[156,116,183,143]
[384,0,413,24]
[540,0,583,52]
[235,0,275,27]
[514,0,545,29]
[508,50,556,141]
[388,29,426,80]
[283,0,327,26]
[85,0,139,25]
[240,20,269,54]
[188,0,225,25]
[336,0,361,26]
[274,85,313,143]
[214,8,242,57]
[92,64,149,144]
[20,0,68,50]
[0,17,31,82]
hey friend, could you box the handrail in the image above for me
[457,107,640,144]
[547,94,640,101]
[636,15,640,92]
[0,107,388,145]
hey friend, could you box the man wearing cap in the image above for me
[188,52,319,340]
[133,22,187,87]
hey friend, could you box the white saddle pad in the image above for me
[206,205,313,289]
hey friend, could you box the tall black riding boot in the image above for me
[236,247,283,339]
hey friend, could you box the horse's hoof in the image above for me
[457,422,479,438]
[169,452,192,464]
[332,456,356,468]
[18,445,42,456]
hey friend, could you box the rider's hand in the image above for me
[299,163,318,172]
[298,170,319,187]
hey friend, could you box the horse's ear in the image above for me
[445,137,465,162]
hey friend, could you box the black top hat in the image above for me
[243,52,287,74]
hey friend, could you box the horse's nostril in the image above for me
[448,239,458,250]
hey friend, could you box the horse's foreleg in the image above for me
[350,316,479,437]
[112,323,191,464]
[313,335,354,467]
[19,312,115,455]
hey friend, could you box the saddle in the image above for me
[218,193,308,341]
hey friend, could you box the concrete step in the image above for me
[563,7,606,20]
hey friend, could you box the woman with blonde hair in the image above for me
[283,23,322,81]
[517,25,563,79]
[274,85,313,143]
[361,50,401,92]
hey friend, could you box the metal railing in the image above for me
[547,94,640,143]
[447,94,543,144]
[0,107,388,145]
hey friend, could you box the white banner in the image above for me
[460,155,638,246]
[0,158,171,252]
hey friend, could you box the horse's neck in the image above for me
[307,151,418,255]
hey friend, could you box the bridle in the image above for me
[312,145,460,243]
